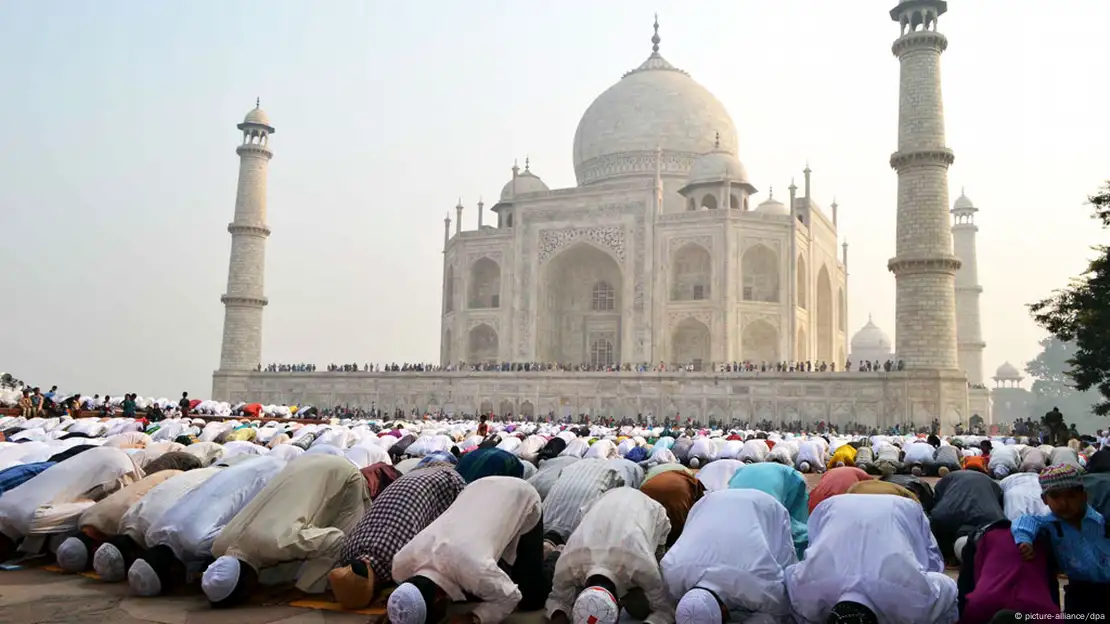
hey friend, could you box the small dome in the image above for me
[686,148,749,186]
[754,193,788,215]
[500,166,549,201]
[850,317,892,352]
[953,192,975,211]
[994,361,1022,379]
[243,105,270,127]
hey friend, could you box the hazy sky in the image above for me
[1,1,1106,399]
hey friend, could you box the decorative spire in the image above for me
[525,156,530,172]
[652,13,661,53]
[255,97,260,108]
[456,197,463,208]
[804,161,811,175]
[961,186,966,195]
[512,159,519,176]
[714,132,720,150]
[831,196,838,208]
[769,186,774,199]
[788,177,797,193]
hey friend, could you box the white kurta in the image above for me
[903,442,936,465]
[695,459,745,492]
[118,468,222,547]
[784,494,957,624]
[392,476,542,624]
[999,472,1050,521]
[0,447,142,539]
[661,489,796,622]
[546,488,674,624]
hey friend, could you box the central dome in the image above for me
[572,25,738,186]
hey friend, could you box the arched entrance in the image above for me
[741,320,779,364]
[742,245,779,302]
[467,324,499,363]
[672,318,710,370]
[468,258,501,309]
[671,243,712,301]
[817,265,833,362]
[538,243,623,364]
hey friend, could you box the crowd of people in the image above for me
[0,404,1105,622]
[251,360,911,375]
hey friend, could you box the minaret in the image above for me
[951,189,985,384]
[218,99,274,372]
[455,199,463,235]
[887,1,961,370]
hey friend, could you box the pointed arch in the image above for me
[701,194,718,210]
[468,257,501,309]
[671,243,712,301]
[538,242,622,364]
[817,265,833,362]
[444,265,455,313]
[741,320,779,364]
[796,255,807,309]
[590,337,615,368]
[467,323,499,364]
[672,318,711,370]
[742,244,779,303]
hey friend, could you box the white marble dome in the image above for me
[953,192,975,211]
[572,44,738,187]
[851,317,893,352]
[686,148,749,186]
[755,194,789,215]
[243,105,270,127]
[500,167,549,201]
[994,361,1022,379]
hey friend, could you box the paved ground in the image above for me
[0,471,943,623]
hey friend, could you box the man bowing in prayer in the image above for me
[387,476,550,624]
[198,454,369,608]
[728,462,809,559]
[639,469,705,547]
[328,464,466,610]
[785,494,958,623]
[547,488,673,624]
[661,489,796,624]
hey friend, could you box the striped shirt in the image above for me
[542,458,625,540]
[338,465,466,582]
[1012,506,1110,583]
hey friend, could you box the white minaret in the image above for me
[951,190,985,384]
[887,1,961,370]
[218,100,274,372]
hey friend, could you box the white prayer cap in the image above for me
[201,556,241,603]
[387,582,427,624]
[676,588,722,624]
[56,537,88,573]
[954,535,969,564]
[128,558,163,597]
[572,586,619,624]
[93,543,126,582]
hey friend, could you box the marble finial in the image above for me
[525,156,530,172]
[714,131,720,150]
[769,186,774,199]
[652,13,661,53]
[255,97,260,108]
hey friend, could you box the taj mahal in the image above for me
[213,1,1002,430]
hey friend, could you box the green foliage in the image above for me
[1029,182,1110,417]
[1024,336,1100,419]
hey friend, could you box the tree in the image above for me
[1029,182,1110,417]
[1024,336,1101,424]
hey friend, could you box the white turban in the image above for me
[201,555,241,603]
[573,586,619,624]
[954,535,969,564]
[55,537,88,573]
[676,588,722,624]
[387,582,427,624]
[128,558,162,597]
[93,543,125,582]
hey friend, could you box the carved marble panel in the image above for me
[667,235,714,254]
[743,312,781,330]
[538,225,626,264]
[667,310,713,330]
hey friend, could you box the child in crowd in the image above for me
[1012,464,1110,616]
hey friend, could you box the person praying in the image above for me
[639,469,705,547]
[728,462,809,558]
[128,455,289,597]
[661,489,796,624]
[931,470,1005,562]
[956,519,1060,623]
[329,465,466,610]
[785,494,958,623]
[542,459,625,544]
[807,467,871,513]
[388,476,550,624]
[903,440,937,477]
[546,488,673,624]
[199,454,370,607]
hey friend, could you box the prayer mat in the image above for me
[42,564,100,580]
[289,585,394,614]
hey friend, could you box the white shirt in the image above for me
[795,442,824,468]
[903,442,936,464]
[785,494,958,624]
[392,477,541,624]
[662,490,795,622]
[999,472,1050,521]
[543,459,624,539]
[118,467,222,547]
[688,438,718,462]
[988,445,1019,471]
[546,488,674,624]
[695,459,745,492]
